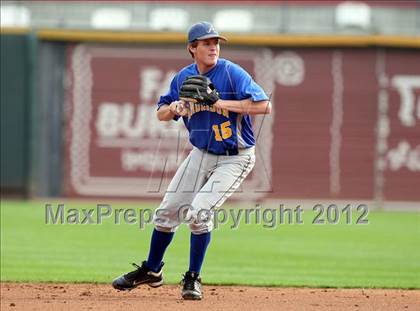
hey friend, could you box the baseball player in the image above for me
[112,21,271,300]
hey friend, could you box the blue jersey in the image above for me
[157,58,268,155]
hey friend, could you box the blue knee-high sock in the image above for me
[189,232,211,274]
[146,229,174,272]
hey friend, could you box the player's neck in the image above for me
[196,62,216,75]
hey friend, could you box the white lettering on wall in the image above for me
[383,75,420,172]
[121,150,181,172]
[94,67,188,172]
[95,67,183,143]
[387,141,420,172]
[391,75,420,127]
[95,102,184,141]
[140,67,176,104]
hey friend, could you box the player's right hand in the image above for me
[169,100,189,117]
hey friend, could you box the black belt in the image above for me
[202,148,239,156]
[224,149,239,156]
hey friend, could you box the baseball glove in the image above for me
[179,75,220,106]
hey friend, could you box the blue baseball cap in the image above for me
[187,22,227,43]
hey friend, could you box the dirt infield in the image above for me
[1,283,419,311]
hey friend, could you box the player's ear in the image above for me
[188,44,196,53]
[187,44,196,59]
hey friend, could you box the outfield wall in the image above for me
[1,30,419,201]
[62,44,420,201]
[0,33,36,196]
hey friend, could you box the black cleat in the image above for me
[181,271,202,300]
[112,261,163,291]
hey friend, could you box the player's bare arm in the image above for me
[156,103,176,121]
[214,98,271,115]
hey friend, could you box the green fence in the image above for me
[0,33,35,195]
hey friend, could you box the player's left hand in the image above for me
[179,75,220,106]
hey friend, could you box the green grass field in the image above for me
[1,200,419,288]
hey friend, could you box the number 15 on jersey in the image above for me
[212,121,232,141]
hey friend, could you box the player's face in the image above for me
[195,38,220,68]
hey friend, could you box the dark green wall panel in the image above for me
[0,35,32,193]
